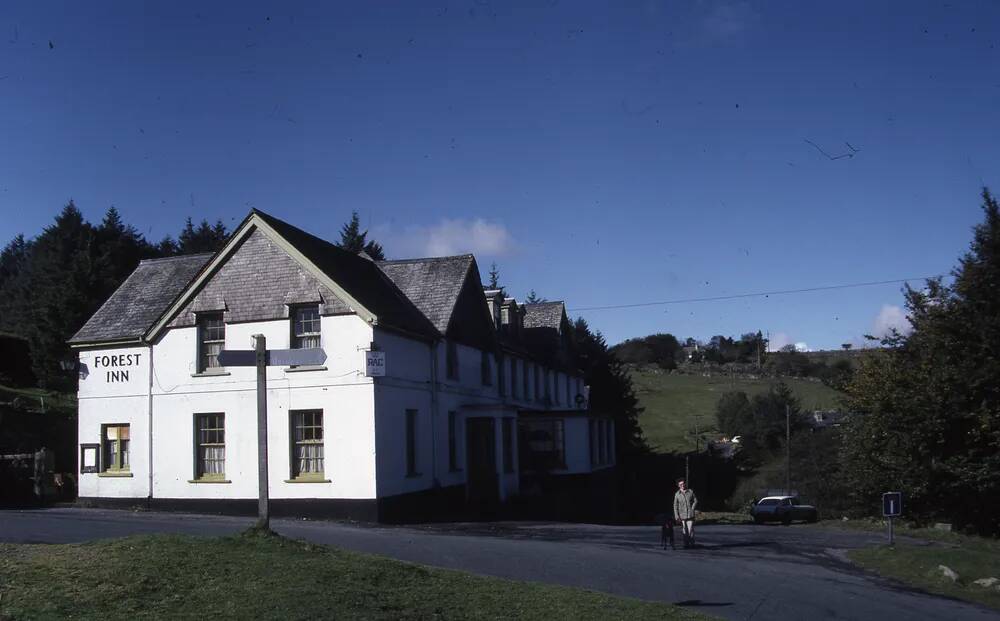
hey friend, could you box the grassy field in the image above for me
[0,383,76,413]
[0,529,709,621]
[630,369,845,453]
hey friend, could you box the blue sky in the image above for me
[2,1,998,350]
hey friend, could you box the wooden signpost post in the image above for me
[218,336,326,529]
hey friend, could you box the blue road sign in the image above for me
[882,491,902,517]
[217,348,326,368]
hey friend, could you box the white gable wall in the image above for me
[78,345,152,498]
[78,314,379,501]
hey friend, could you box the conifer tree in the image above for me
[337,211,385,260]
[573,317,649,459]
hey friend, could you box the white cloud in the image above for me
[873,304,912,338]
[768,332,810,352]
[769,332,792,351]
[387,218,514,258]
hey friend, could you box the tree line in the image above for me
[612,332,767,369]
[0,205,382,390]
[611,331,852,389]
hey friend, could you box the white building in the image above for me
[70,209,615,521]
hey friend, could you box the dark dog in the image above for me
[655,513,676,550]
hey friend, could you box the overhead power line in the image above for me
[568,275,946,312]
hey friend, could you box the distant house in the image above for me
[807,410,848,429]
[68,209,614,522]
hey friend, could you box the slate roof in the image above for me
[522,302,566,331]
[376,255,474,334]
[69,253,212,345]
[251,210,439,339]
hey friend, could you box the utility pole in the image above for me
[685,454,690,485]
[785,403,791,495]
[255,334,270,529]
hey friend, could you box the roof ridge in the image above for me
[377,254,474,265]
[139,253,214,265]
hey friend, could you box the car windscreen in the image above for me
[758,499,779,506]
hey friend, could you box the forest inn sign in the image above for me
[92,352,143,383]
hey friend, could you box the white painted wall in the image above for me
[372,383,434,497]
[77,346,151,498]
[78,315,379,501]
[439,341,498,397]
[77,316,593,506]
[374,328,431,384]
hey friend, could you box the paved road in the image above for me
[1,508,996,620]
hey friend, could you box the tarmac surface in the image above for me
[1,507,997,620]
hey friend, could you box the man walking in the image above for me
[673,478,698,548]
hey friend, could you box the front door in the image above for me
[466,417,499,511]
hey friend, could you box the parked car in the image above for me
[751,496,818,524]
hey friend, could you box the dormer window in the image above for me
[197,313,225,373]
[291,305,321,349]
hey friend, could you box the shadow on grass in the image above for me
[673,600,734,608]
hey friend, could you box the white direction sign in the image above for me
[218,347,326,368]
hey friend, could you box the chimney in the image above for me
[483,289,503,328]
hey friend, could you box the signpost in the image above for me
[882,491,902,545]
[218,339,327,528]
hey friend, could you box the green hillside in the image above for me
[630,369,846,453]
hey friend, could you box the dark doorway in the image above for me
[465,417,499,512]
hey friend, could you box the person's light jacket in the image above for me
[674,488,698,520]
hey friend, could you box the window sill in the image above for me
[191,371,231,378]
[188,478,231,484]
[98,471,133,478]
[283,477,331,483]
[284,365,327,373]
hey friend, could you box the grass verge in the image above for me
[695,511,751,525]
[843,525,1000,611]
[0,529,710,620]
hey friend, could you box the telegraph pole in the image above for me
[255,334,270,529]
[785,404,791,495]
